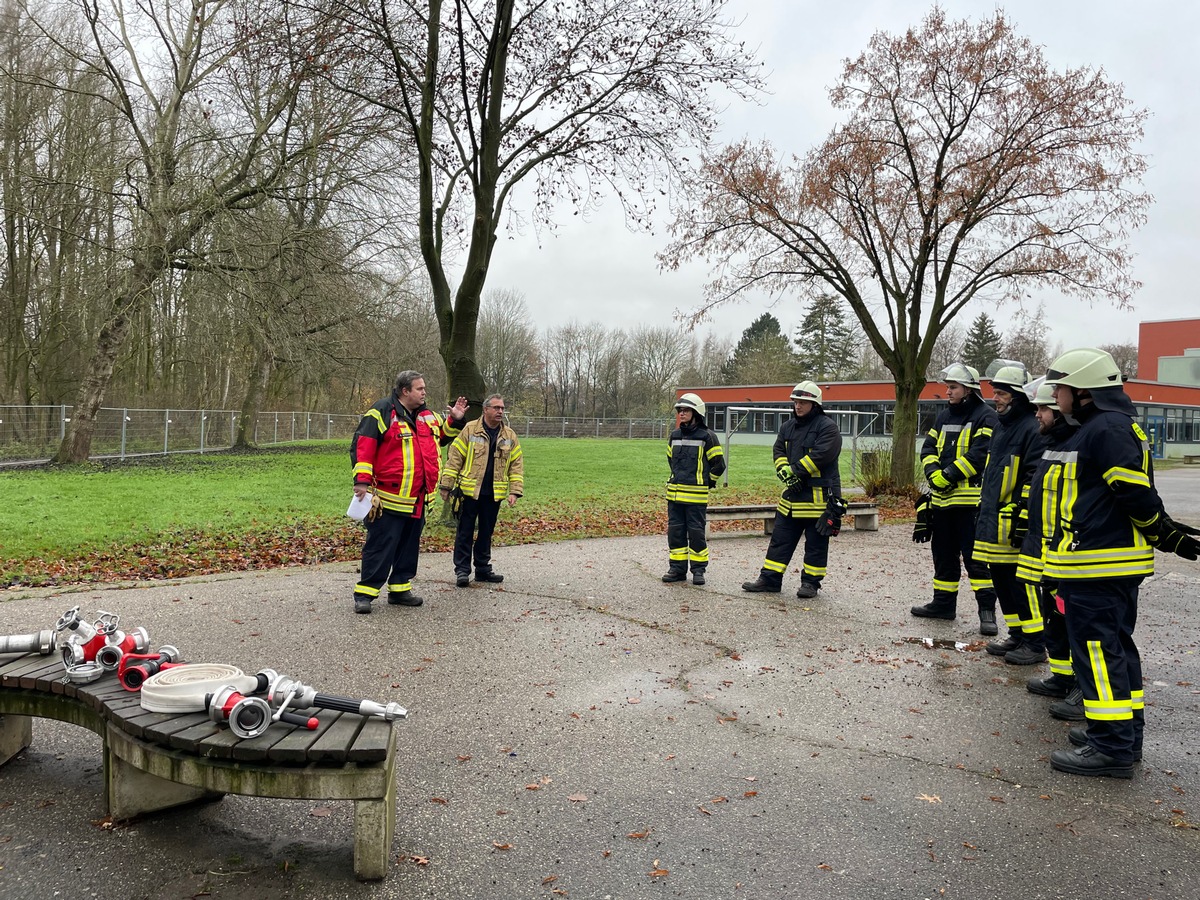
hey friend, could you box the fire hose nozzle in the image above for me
[0,630,57,656]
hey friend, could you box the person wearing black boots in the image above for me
[742,382,843,600]
[1017,380,1081,710]
[662,393,725,585]
[973,363,1048,665]
[910,364,1000,634]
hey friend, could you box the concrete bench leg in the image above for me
[353,767,396,880]
[105,728,223,819]
[853,512,879,531]
[0,714,33,766]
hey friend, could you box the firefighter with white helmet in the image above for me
[1016,375,1082,710]
[910,363,1001,634]
[972,362,1049,665]
[663,393,726,585]
[1039,348,1198,777]
[742,381,845,599]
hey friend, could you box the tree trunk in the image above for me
[52,307,133,463]
[890,377,923,487]
[232,342,274,449]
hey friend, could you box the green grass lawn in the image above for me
[0,438,867,587]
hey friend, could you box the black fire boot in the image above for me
[691,569,706,586]
[662,569,688,583]
[1069,725,1142,762]
[741,577,781,593]
[475,569,504,583]
[1004,635,1047,666]
[978,608,998,636]
[1027,673,1075,698]
[910,601,956,620]
[1049,745,1134,778]
[986,634,1021,656]
[1049,687,1086,721]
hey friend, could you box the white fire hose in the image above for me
[139,664,257,713]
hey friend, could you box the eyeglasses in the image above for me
[487,405,505,411]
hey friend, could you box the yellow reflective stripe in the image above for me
[952,457,976,478]
[689,547,710,563]
[1048,656,1074,676]
[1132,689,1144,711]
[799,455,819,476]
[932,578,960,592]
[387,581,412,593]
[354,584,381,597]
[669,548,689,561]
[1001,456,1020,502]
[968,576,993,591]
[773,456,789,470]
[706,446,724,460]
[762,559,787,574]
[353,462,374,478]
[802,563,826,577]
[1103,466,1150,489]
[365,408,386,432]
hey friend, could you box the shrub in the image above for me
[856,446,922,503]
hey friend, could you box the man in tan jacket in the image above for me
[439,394,525,587]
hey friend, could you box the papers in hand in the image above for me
[346,492,372,521]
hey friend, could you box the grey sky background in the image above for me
[480,1,1197,353]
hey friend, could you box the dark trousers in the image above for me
[355,510,424,599]
[930,505,994,611]
[992,563,1044,645]
[758,514,828,587]
[1042,583,1073,679]
[1060,578,1143,761]
[667,501,709,573]
[454,495,502,576]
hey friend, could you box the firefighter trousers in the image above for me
[1060,577,1143,762]
[667,501,709,573]
[356,509,425,599]
[454,495,502,576]
[929,505,994,612]
[1042,582,1073,679]
[757,513,827,588]
[991,563,1044,644]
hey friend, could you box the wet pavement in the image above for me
[2,472,1200,899]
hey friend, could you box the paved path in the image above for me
[2,516,1200,899]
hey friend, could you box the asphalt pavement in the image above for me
[2,470,1200,899]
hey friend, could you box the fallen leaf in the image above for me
[429,797,448,805]
[456,755,472,763]
[526,784,541,791]
[492,841,513,851]
[698,806,712,816]
[567,793,588,803]
[711,796,728,803]
[647,867,670,878]
[627,697,641,704]
[409,855,430,865]
[743,791,758,798]
[309,807,332,817]
[917,794,942,804]
[627,830,650,839]
[542,875,559,885]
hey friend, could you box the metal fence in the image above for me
[0,405,362,463]
[0,406,679,464]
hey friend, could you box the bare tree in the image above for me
[927,322,966,379]
[625,325,691,416]
[1003,304,1055,375]
[1100,342,1139,381]
[476,288,539,409]
[326,0,761,409]
[17,0,355,461]
[664,9,1150,484]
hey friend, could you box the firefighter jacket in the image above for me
[1016,416,1078,585]
[974,400,1047,565]
[666,420,726,504]
[440,417,525,502]
[352,396,462,516]
[921,392,998,509]
[773,408,842,519]
[1038,394,1163,582]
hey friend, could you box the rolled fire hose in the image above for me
[139,663,257,713]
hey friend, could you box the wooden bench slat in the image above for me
[348,720,394,763]
[269,711,340,763]
[308,711,361,763]
[230,718,295,761]
[168,718,226,753]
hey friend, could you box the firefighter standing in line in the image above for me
[350,370,467,614]
[742,382,844,600]
[910,364,1000,634]
[973,363,1049,665]
[1042,348,1198,777]
[663,393,726,585]
[1017,380,1081,708]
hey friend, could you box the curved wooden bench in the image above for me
[707,501,879,534]
[0,653,397,880]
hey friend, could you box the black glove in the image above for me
[815,497,849,538]
[449,487,464,522]
[1165,515,1200,536]
[1143,513,1200,561]
[912,495,932,543]
[1002,501,1029,548]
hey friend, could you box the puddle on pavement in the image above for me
[899,636,986,652]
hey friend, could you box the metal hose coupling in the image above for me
[0,629,57,656]
[262,671,408,721]
[118,646,182,691]
[94,626,151,672]
[205,685,319,739]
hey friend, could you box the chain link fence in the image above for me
[0,405,362,464]
[0,406,676,464]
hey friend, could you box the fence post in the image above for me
[164,409,170,454]
[200,412,206,454]
[230,412,235,448]
[274,413,279,444]
[561,418,565,438]
[327,416,332,440]
[596,419,599,438]
[60,404,67,441]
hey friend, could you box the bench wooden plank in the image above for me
[348,720,394,763]
[308,711,360,763]
[230,719,295,762]
[269,712,339,763]
[167,718,226,753]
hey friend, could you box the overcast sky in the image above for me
[480,1,1197,354]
